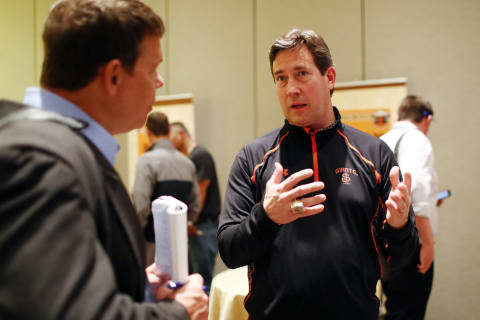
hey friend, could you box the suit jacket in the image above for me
[0,100,188,319]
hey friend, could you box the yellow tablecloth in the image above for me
[208,266,249,320]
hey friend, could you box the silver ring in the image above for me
[290,199,304,214]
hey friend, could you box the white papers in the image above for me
[152,196,188,283]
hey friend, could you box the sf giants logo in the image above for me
[341,173,351,184]
[335,167,358,185]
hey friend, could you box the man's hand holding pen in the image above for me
[146,264,208,320]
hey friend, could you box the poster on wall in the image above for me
[340,108,390,138]
[115,93,194,192]
[331,78,407,137]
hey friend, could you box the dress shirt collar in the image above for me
[23,87,119,165]
[151,139,175,151]
[392,120,418,131]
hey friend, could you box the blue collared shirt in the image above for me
[23,87,119,165]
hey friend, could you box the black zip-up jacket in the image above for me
[218,107,419,319]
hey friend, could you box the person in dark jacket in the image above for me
[218,28,419,320]
[0,1,207,319]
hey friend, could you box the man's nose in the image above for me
[286,80,300,96]
[156,74,164,88]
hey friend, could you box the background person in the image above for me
[380,95,441,320]
[217,28,419,319]
[170,122,221,294]
[0,1,207,319]
[132,112,200,266]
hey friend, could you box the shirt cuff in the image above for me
[385,215,415,243]
[250,202,281,239]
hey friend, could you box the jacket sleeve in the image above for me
[132,155,155,228]
[188,171,201,222]
[0,147,188,320]
[376,141,420,275]
[217,148,280,269]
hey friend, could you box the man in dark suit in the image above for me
[0,1,207,319]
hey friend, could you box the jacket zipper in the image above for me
[307,129,319,181]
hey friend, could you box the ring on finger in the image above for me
[290,199,304,214]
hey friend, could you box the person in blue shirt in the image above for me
[0,1,207,319]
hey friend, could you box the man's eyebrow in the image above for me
[273,65,309,76]
[293,65,308,71]
[273,69,284,77]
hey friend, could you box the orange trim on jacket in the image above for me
[304,128,320,181]
[244,264,255,307]
[337,128,387,277]
[250,131,289,185]
[337,129,382,184]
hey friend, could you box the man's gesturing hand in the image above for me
[385,166,412,229]
[263,162,326,225]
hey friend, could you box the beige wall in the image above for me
[166,0,256,194]
[1,1,479,318]
[0,0,35,101]
[365,1,480,319]
[256,0,364,136]
[0,0,56,101]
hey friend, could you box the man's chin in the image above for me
[287,118,308,128]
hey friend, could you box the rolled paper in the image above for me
[152,195,189,283]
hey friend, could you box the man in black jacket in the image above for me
[218,29,419,319]
[0,1,207,319]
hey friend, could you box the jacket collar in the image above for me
[86,139,146,274]
[281,106,342,137]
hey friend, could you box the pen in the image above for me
[167,280,207,293]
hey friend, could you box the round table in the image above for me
[208,266,249,320]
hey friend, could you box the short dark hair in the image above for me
[397,95,434,123]
[41,0,165,90]
[170,121,190,137]
[269,29,334,76]
[146,112,169,136]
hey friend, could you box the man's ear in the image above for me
[325,66,336,91]
[417,115,432,135]
[145,127,154,143]
[102,59,123,96]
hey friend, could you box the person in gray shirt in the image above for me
[132,112,200,265]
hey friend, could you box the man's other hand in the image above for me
[385,166,412,229]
